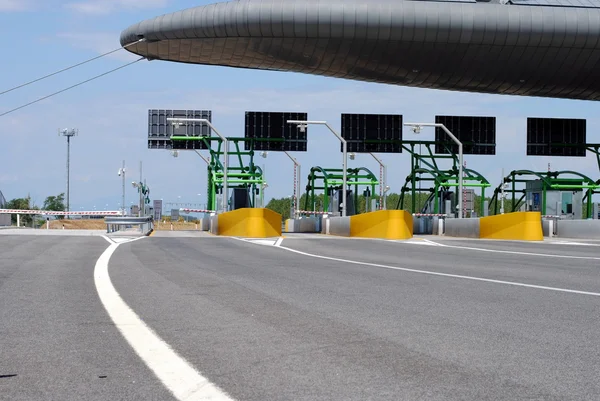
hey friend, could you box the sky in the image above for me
[1,0,600,213]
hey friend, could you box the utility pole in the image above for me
[58,128,78,213]
[118,161,126,216]
[139,161,143,217]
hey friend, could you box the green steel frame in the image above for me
[489,170,600,218]
[170,136,267,211]
[303,166,379,214]
[392,141,491,214]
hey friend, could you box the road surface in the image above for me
[1,232,599,400]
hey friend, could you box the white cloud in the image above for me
[65,0,170,15]
[56,32,140,61]
[0,0,36,12]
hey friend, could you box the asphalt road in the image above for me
[2,233,600,400]
[0,235,174,401]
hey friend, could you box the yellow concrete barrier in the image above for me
[480,211,543,241]
[217,208,282,238]
[349,210,413,240]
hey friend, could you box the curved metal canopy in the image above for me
[120,0,600,100]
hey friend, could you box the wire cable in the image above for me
[0,57,145,118]
[0,38,145,96]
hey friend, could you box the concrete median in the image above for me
[324,210,413,240]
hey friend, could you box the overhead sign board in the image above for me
[526,117,586,157]
[434,116,496,155]
[340,113,403,153]
[244,111,308,152]
[148,109,212,150]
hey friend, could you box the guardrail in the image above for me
[179,208,216,214]
[104,216,154,235]
[0,209,123,228]
[0,209,122,216]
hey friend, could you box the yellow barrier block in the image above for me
[349,210,413,240]
[217,208,282,238]
[480,211,543,241]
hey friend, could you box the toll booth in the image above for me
[229,188,251,211]
[525,179,583,219]
[332,189,356,216]
[421,189,476,217]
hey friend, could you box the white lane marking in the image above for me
[421,238,444,247]
[248,239,277,246]
[235,238,600,298]
[95,237,234,401]
[548,241,597,246]
[111,237,143,244]
[422,241,600,261]
[275,237,284,247]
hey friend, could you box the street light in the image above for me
[58,128,78,214]
[167,118,228,213]
[287,120,348,217]
[404,122,464,218]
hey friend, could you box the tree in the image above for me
[43,193,65,212]
[5,195,39,225]
[43,193,65,219]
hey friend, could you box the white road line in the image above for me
[95,236,234,401]
[277,246,600,297]
[420,240,600,260]
[235,238,600,297]
[275,237,284,247]
[421,238,444,247]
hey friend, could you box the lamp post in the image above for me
[167,118,228,213]
[404,122,463,218]
[58,128,78,213]
[287,120,347,217]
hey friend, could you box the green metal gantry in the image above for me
[170,136,268,211]
[303,167,379,214]
[392,141,491,214]
[489,170,600,218]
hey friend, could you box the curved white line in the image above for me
[95,236,234,401]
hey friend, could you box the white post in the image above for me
[369,152,387,210]
[500,168,505,214]
[284,151,301,218]
[16,214,20,227]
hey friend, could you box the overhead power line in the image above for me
[0,57,145,118]
[0,38,145,97]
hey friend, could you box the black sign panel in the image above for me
[340,114,403,153]
[526,117,586,157]
[244,112,307,151]
[434,116,496,155]
[148,109,211,150]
